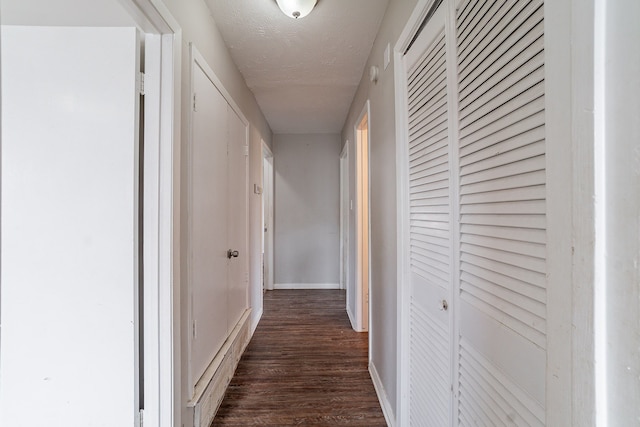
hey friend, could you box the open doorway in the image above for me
[262,141,275,292]
[354,102,370,332]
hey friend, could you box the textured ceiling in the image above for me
[205,0,389,134]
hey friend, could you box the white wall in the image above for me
[1,26,139,426]
[0,0,135,26]
[273,134,340,287]
[156,0,272,424]
[341,0,418,420]
[546,0,640,423]
[599,0,640,422]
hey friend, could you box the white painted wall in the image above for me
[598,0,640,422]
[341,0,418,420]
[1,25,139,426]
[157,0,272,424]
[0,0,135,26]
[546,0,640,423]
[273,134,340,287]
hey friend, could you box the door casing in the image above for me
[354,101,371,334]
[262,142,275,293]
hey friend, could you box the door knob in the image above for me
[227,249,239,259]
[439,299,449,311]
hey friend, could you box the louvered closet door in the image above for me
[404,2,453,425]
[455,0,546,425]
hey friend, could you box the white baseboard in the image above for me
[273,283,340,290]
[188,309,252,427]
[370,361,395,427]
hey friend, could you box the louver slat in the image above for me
[457,1,506,60]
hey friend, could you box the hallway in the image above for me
[2,1,640,426]
[213,290,386,426]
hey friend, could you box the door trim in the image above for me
[262,141,275,298]
[119,2,182,427]
[443,0,462,421]
[545,1,594,425]
[340,142,349,292]
[189,46,249,127]
[394,1,442,424]
[354,100,371,334]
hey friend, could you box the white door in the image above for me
[189,51,250,390]
[1,26,140,426]
[402,0,547,425]
[190,62,229,386]
[226,105,249,333]
[404,2,453,424]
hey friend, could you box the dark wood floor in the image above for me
[212,290,387,426]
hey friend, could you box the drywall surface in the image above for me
[158,0,272,423]
[274,134,340,286]
[600,0,640,422]
[0,0,135,26]
[341,0,419,420]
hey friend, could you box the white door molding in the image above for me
[340,143,349,292]
[119,2,182,426]
[262,140,275,294]
[354,100,371,334]
[394,2,439,424]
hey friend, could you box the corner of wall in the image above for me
[369,361,396,427]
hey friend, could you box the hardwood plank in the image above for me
[212,290,387,426]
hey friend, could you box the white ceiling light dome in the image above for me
[275,0,318,19]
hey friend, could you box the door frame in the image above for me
[262,141,275,292]
[119,2,182,426]
[339,142,349,292]
[354,101,371,334]
[394,3,444,424]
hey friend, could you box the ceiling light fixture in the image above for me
[275,0,317,19]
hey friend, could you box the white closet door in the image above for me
[403,0,547,424]
[226,105,249,333]
[190,63,229,385]
[404,2,453,425]
[455,0,546,425]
